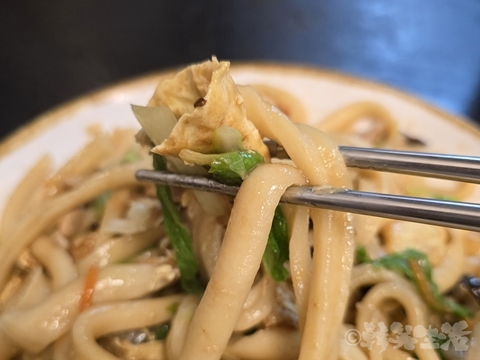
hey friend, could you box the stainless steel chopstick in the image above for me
[264,141,480,184]
[135,170,480,232]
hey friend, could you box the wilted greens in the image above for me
[356,246,472,318]
[153,154,204,294]
[263,206,290,282]
[180,149,264,185]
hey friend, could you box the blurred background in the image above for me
[1,0,480,139]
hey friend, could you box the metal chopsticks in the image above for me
[135,144,480,232]
[135,170,480,232]
[264,141,480,184]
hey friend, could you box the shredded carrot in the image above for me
[79,265,99,311]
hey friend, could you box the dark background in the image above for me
[1,0,480,140]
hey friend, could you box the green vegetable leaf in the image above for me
[153,323,170,341]
[209,151,264,185]
[92,192,112,217]
[180,149,264,186]
[355,245,371,264]
[153,154,204,294]
[120,146,141,164]
[356,247,472,319]
[166,302,180,315]
[432,194,458,201]
[262,206,290,282]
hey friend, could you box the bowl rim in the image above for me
[1,61,479,159]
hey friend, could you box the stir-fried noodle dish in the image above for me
[1,58,480,360]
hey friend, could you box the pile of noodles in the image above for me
[0,58,479,360]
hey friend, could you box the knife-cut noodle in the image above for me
[0,58,478,360]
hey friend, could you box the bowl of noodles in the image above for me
[1,58,480,360]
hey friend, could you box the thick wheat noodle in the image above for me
[395,174,476,202]
[4,267,50,312]
[194,217,223,278]
[31,235,78,289]
[350,265,442,360]
[234,274,276,332]
[349,264,405,293]
[354,170,394,257]
[316,101,399,144]
[53,335,75,360]
[466,322,480,360]
[226,327,302,360]
[95,189,132,246]
[166,295,200,360]
[188,196,224,278]
[337,325,368,360]
[0,163,141,290]
[47,129,134,193]
[283,204,311,333]
[72,295,183,360]
[348,267,427,359]
[239,85,354,359]
[438,181,474,200]
[238,86,330,182]
[356,280,439,360]
[432,232,464,293]
[77,225,165,273]
[0,264,178,353]
[49,133,114,191]
[0,332,19,360]
[354,309,411,360]
[252,84,307,124]
[296,123,356,359]
[178,164,306,360]
[0,155,51,238]
[383,346,418,360]
[0,268,50,359]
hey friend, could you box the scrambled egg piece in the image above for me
[148,58,269,159]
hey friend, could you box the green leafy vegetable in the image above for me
[355,245,371,264]
[406,186,458,202]
[153,323,170,341]
[180,148,284,280]
[262,206,290,282]
[120,146,141,164]
[166,302,180,315]
[356,246,472,319]
[180,149,264,185]
[432,194,458,201]
[209,151,264,185]
[92,192,112,217]
[153,154,204,294]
